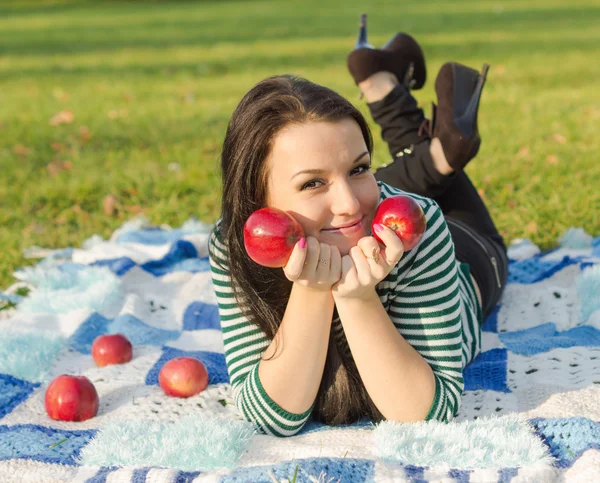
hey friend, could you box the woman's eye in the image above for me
[300,164,370,191]
[352,163,371,175]
[301,180,322,191]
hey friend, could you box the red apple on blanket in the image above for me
[372,195,426,251]
[159,357,209,398]
[244,207,305,267]
[91,334,133,367]
[45,375,99,422]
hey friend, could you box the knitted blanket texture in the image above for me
[0,218,599,483]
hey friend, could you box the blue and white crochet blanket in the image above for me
[1,218,599,483]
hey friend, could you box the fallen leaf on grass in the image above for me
[582,106,600,120]
[50,142,65,152]
[13,144,31,156]
[124,204,143,215]
[49,110,74,126]
[477,188,486,200]
[107,109,128,119]
[47,160,73,176]
[71,204,90,222]
[524,221,538,235]
[182,93,195,104]
[79,126,92,142]
[494,65,506,75]
[507,200,517,208]
[548,133,567,144]
[103,194,119,216]
[125,187,139,196]
[546,154,559,165]
[22,222,45,235]
[516,146,530,159]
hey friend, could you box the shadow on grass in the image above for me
[0,5,598,56]
[2,36,598,81]
[0,0,236,19]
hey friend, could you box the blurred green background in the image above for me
[1,0,599,291]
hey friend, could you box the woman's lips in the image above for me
[322,217,364,235]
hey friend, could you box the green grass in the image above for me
[1,0,599,290]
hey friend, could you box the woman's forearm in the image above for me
[334,291,436,422]
[258,284,335,414]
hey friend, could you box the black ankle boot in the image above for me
[346,13,426,89]
[424,62,490,172]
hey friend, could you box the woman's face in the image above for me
[265,118,380,256]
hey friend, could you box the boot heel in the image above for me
[455,64,490,138]
[431,62,490,171]
[355,13,374,50]
[346,13,426,89]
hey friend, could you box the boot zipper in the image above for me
[490,257,502,289]
[447,218,502,289]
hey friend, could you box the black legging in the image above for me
[367,84,508,319]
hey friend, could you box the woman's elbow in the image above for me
[237,407,307,437]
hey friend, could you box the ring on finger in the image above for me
[366,247,380,264]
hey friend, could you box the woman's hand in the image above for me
[332,224,404,301]
[283,236,342,291]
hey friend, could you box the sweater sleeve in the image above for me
[384,198,464,422]
[208,222,313,436]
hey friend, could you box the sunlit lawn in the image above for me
[1,0,599,290]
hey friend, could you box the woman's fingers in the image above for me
[284,237,308,280]
[372,225,405,265]
[329,245,342,281]
[315,243,331,274]
[356,236,383,269]
[349,245,372,285]
[304,236,321,273]
[284,237,342,287]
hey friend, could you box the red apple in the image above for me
[158,357,209,398]
[372,195,426,251]
[45,375,99,422]
[91,334,133,367]
[244,207,305,267]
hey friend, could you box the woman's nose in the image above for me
[330,181,361,215]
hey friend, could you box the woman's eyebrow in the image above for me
[290,151,369,180]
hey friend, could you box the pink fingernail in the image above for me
[299,237,306,248]
[373,224,384,233]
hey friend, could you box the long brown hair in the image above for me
[211,74,384,425]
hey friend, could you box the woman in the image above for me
[208,33,508,437]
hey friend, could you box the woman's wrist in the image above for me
[293,281,336,300]
[332,287,379,305]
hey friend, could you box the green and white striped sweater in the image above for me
[209,181,483,437]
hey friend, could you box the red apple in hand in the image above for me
[45,375,99,422]
[92,334,133,367]
[244,207,305,267]
[372,195,426,251]
[159,357,209,398]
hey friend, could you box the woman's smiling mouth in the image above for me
[322,216,364,235]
